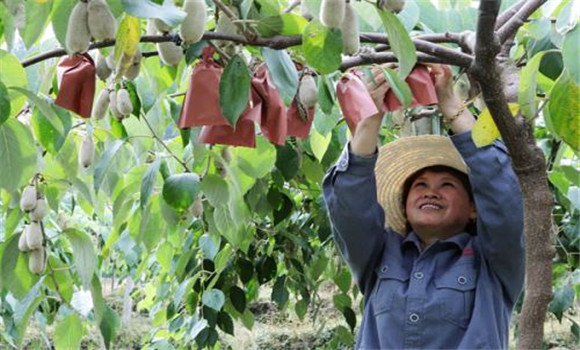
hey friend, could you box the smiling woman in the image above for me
[322,63,525,349]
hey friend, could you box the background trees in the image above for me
[0,0,578,349]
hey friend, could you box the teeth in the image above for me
[420,204,441,210]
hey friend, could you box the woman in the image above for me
[323,64,524,349]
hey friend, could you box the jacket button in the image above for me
[409,313,420,323]
[381,265,388,273]
[457,276,467,285]
[413,272,424,280]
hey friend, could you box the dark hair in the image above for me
[402,165,477,234]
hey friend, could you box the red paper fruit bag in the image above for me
[251,65,287,145]
[178,47,229,129]
[198,87,261,148]
[384,64,438,111]
[336,72,379,133]
[55,53,96,118]
[286,99,315,139]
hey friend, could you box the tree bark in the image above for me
[470,1,554,349]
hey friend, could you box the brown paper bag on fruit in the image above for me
[251,65,287,145]
[286,99,315,139]
[178,47,229,129]
[384,64,438,111]
[337,72,379,133]
[198,87,261,148]
[55,53,96,118]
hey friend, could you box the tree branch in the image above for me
[213,0,257,40]
[497,0,547,43]
[284,0,301,13]
[340,52,451,71]
[495,0,526,30]
[140,112,191,173]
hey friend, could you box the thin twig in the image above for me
[140,112,191,172]
[284,0,301,13]
[212,0,257,40]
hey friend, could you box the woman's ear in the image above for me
[469,204,477,220]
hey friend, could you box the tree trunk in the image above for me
[471,1,554,349]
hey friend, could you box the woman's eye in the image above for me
[414,182,426,188]
[442,182,455,187]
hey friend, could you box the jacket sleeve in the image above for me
[322,144,386,294]
[451,132,525,305]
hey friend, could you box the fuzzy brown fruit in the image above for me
[88,0,117,41]
[108,89,124,120]
[124,50,142,80]
[116,88,133,116]
[341,2,360,55]
[66,2,91,53]
[79,134,95,168]
[380,0,406,13]
[92,89,110,120]
[29,248,46,275]
[18,231,30,252]
[157,40,184,67]
[320,0,346,29]
[191,197,203,217]
[30,199,48,221]
[25,222,43,250]
[180,0,207,44]
[20,185,37,212]
[298,75,318,108]
[96,51,113,81]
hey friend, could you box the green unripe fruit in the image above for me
[320,0,346,29]
[88,0,117,41]
[66,2,91,53]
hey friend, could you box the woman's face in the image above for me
[405,170,477,238]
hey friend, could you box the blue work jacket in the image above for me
[322,131,525,349]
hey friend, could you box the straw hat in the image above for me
[375,135,469,235]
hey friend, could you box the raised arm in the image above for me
[322,69,391,293]
[432,64,524,304]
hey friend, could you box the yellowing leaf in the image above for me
[114,15,141,77]
[472,103,519,147]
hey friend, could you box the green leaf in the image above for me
[342,306,357,332]
[10,87,65,135]
[377,9,417,79]
[262,47,299,105]
[94,140,124,193]
[0,234,38,298]
[275,144,301,181]
[21,0,52,49]
[310,129,331,162]
[257,14,308,37]
[217,312,234,335]
[229,286,246,313]
[156,241,173,272]
[202,288,225,311]
[381,67,413,108]
[333,268,352,294]
[562,24,580,85]
[125,81,142,118]
[51,0,77,49]
[318,75,335,115]
[30,105,72,155]
[549,281,575,321]
[199,233,219,260]
[302,20,343,75]
[0,50,27,116]
[0,80,10,126]
[548,70,580,151]
[99,305,121,350]
[63,228,98,289]
[140,158,160,210]
[44,256,74,302]
[219,55,251,126]
[114,14,141,74]
[214,244,232,272]
[0,119,37,192]
[54,314,86,350]
[257,256,277,284]
[122,0,186,27]
[295,299,308,320]
[271,277,289,308]
[200,174,229,207]
[14,277,45,347]
[234,137,277,179]
[162,173,201,212]
[519,51,549,119]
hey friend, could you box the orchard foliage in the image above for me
[0,0,578,348]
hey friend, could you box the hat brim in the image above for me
[375,135,468,235]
